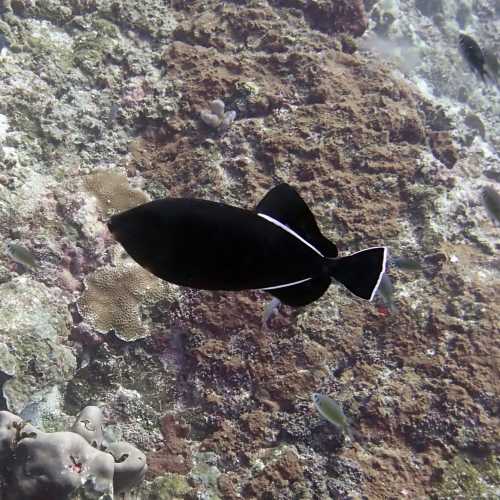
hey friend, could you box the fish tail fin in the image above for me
[483,67,496,85]
[327,247,387,301]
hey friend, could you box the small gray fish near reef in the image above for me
[459,34,491,83]
[5,243,37,269]
[377,273,396,312]
[262,297,281,327]
[312,393,353,440]
[108,183,387,309]
[390,255,422,272]
[481,186,500,225]
[0,33,10,57]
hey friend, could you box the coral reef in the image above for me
[71,404,105,448]
[78,260,179,341]
[8,429,114,500]
[200,98,237,132]
[0,0,498,498]
[83,169,150,217]
[107,441,148,495]
[0,406,147,500]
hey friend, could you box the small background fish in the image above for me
[312,393,353,440]
[377,273,396,313]
[5,243,37,269]
[481,186,500,225]
[390,256,422,272]
[459,34,490,83]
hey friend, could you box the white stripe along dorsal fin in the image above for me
[257,213,324,257]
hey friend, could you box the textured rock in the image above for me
[0,278,75,413]
[429,131,459,168]
[147,415,192,476]
[0,0,498,499]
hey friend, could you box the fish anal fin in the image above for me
[267,276,331,307]
[256,184,338,258]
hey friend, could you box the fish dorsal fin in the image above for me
[256,184,338,258]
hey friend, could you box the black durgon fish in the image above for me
[459,34,490,83]
[107,184,387,307]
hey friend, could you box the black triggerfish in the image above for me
[107,184,387,307]
[459,33,490,83]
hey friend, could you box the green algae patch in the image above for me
[434,454,500,499]
[148,474,193,499]
[0,277,75,413]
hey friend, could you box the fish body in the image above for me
[5,243,37,269]
[0,34,10,57]
[312,393,352,439]
[390,256,422,271]
[262,297,281,327]
[482,186,500,225]
[108,184,387,307]
[459,34,490,83]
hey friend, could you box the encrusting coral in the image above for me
[83,169,150,217]
[0,406,147,500]
[0,0,498,498]
[77,260,178,341]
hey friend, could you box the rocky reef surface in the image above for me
[0,0,498,498]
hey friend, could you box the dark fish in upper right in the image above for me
[481,186,500,225]
[458,34,491,83]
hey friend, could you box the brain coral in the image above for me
[78,261,179,341]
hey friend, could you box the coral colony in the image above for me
[200,99,237,132]
[0,1,498,499]
[0,407,146,499]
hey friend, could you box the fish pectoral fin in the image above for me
[256,184,338,258]
[266,276,331,307]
